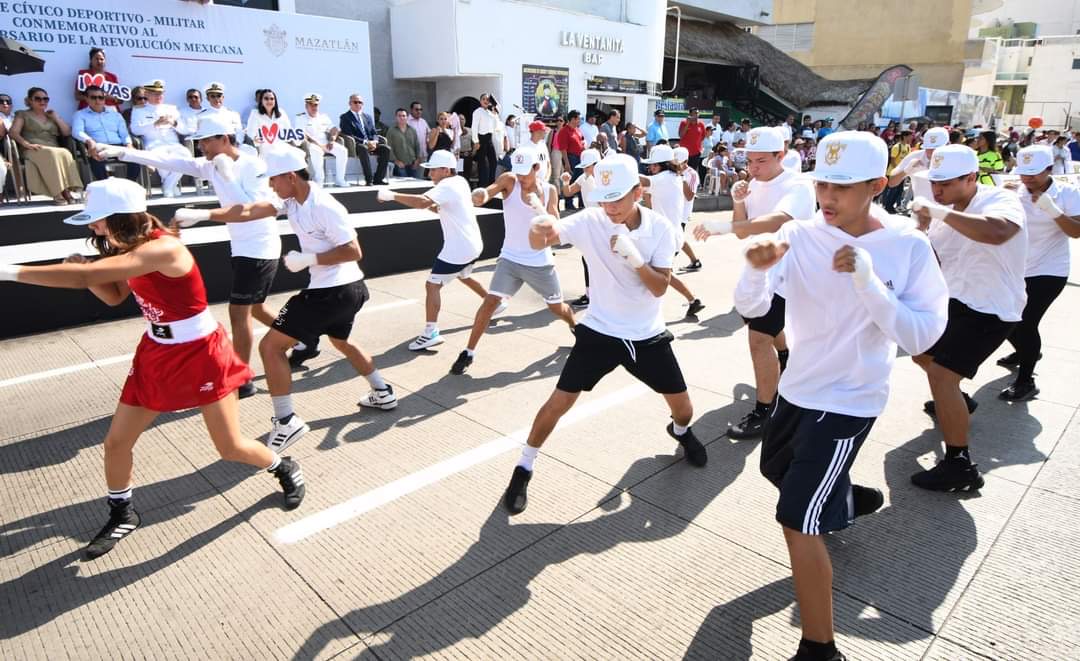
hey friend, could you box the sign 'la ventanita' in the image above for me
[559,30,624,64]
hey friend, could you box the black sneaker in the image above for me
[789,645,847,661]
[288,344,321,368]
[851,484,884,518]
[999,380,1039,402]
[685,260,703,271]
[238,380,257,399]
[924,392,977,417]
[685,299,706,317]
[666,423,708,467]
[996,351,1040,368]
[503,466,532,515]
[728,408,768,441]
[273,457,306,510]
[450,350,473,375]
[569,294,590,308]
[84,500,141,560]
[910,457,985,492]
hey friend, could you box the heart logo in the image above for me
[79,73,105,90]
[261,123,278,143]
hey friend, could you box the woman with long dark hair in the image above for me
[75,47,121,110]
[471,93,500,187]
[975,130,1004,185]
[0,178,306,560]
[245,88,291,151]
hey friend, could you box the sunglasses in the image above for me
[134,96,148,102]
[350,100,362,104]
[88,95,106,100]
[0,99,12,104]
[32,96,49,102]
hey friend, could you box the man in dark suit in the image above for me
[339,93,390,185]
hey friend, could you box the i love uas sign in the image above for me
[76,73,132,102]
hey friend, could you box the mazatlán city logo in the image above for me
[824,143,846,166]
[264,24,287,57]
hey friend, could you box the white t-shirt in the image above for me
[557,205,679,340]
[283,183,364,289]
[499,179,555,267]
[721,130,735,148]
[928,184,1027,321]
[120,149,282,260]
[530,138,551,183]
[782,149,802,171]
[424,175,484,265]
[734,208,949,417]
[744,168,816,221]
[579,173,598,208]
[647,170,686,235]
[245,109,292,146]
[897,149,932,199]
[1020,179,1080,277]
[680,168,699,222]
[581,122,599,147]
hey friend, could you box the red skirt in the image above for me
[120,325,253,412]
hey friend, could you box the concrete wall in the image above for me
[1022,42,1080,129]
[771,0,972,90]
[969,0,1080,38]
[295,0,435,123]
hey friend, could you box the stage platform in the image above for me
[0,179,506,339]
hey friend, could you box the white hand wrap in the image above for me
[377,188,395,202]
[851,247,874,291]
[731,180,750,203]
[0,264,22,282]
[283,250,318,273]
[1036,193,1063,218]
[531,213,557,226]
[911,196,949,220]
[174,208,211,227]
[704,219,733,235]
[472,187,489,205]
[612,234,645,269]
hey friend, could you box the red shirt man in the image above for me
[558,110,585,158]
[679,108,706,157]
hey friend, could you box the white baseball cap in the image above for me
[641,144,674,164]
[745,127,784,152]
[263,146,309,177]
[809,131,887,184]
[420,149,456,170]
[510,146,539,175]
[1013,145,1053,175]
[64,178,146,225]
[927,144,979,181]
[922,127,949,149]
[672,146,690,164]
[586,154,640,204]
[189,112,236,140]
[576,148,601,168]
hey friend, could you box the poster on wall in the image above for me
[522,64,568,120]
[0,0,374,124]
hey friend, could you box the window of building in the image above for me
[754,22,815,53]
[1073,58,1080,69]
[992,85,1027,114]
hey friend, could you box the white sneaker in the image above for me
[493,300,509,317]
[408,331,445,351]
[335,180,348,188]
[359,385,398,410]
[267,414,309,453]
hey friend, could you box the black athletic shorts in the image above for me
[230,257,278,305]
[742,294,786,337]
[760,396,875,535]
[557,324,687,394]
[925,298,1016,380]
[272,280,368,346]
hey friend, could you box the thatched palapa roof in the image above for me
[664,17,874,109]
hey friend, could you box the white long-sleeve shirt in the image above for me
[734,208,949,417]
[119,147,282,260]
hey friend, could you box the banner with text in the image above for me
[0,0,373,126]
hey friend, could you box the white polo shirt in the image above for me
[1020,179,1080,277]
[928,184,1027,321]
[557,205,679,340]
[647,170,685,235]
[743,168,816,222]
[423,174,484,265]
[283,183,363,289]
[734,208,949,417]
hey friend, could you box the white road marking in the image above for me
[273,383,651,544]
[0,298,418,389]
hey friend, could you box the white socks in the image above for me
[265,453,282,472]
[272,395,293,421]
[465,348,476,357]
[671,421,689,436]
[424,322,438,336]
[365,369,388,390]
[517,446,539,471]
[107,486,132,503]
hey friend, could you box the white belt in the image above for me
[145,309,217,344]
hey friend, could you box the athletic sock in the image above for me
[424,322,438,336]
[272,395,294,421]
[265,454,282,473]
[293,341,308,352]
[945,444,971,463]
[465,348,476,357]
[777,349,790,371]
[671,420,689,436]
[107,486,132,505]
[365,369,388,390]
[753,400,771,417]
[517,446,539,471]
[798,638,837,660]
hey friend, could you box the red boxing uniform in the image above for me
[119,237,251,411]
